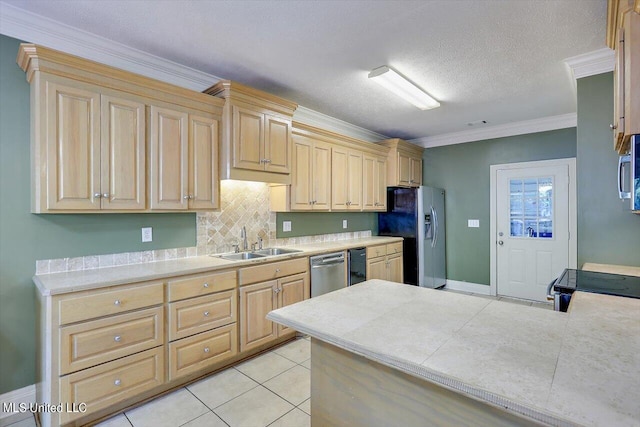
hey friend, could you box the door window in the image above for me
[509,177,553,238]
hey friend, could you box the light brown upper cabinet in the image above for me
[149,108,220,211]
[269,122,388,212]
[380,138,424,188]
[608,0,640,153]
[205,81,297,184]
[363,154,387,211]
[18,44,223,213]
[332,147,363,210]
[34,78,146,212]
[289,133,332,211]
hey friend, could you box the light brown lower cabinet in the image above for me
[240,272,309,352]
[366,242,404,283]
[59,347,164,424]
[168,323,238,380]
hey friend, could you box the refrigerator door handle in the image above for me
[431,206,438,248]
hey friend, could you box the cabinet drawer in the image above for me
[60,307,164,375]
[57,282,163,325]
[239,257,308,286]
[168,290,237,341]
[168,270,236,302]
[59,346,164,424]
[386,242,403,256]
[366,244,387,259]
[169,323,237,380]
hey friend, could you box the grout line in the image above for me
[264,407,300,427]
[185,371,258,413]
[122,412,134,427]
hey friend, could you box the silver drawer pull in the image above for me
[203,283,209,288]
[203,311,210,317]
[203,347,210,353]
[275,268,281,273]
[114,300,121,306]
[114,379,121,386]
[114,335,121,342]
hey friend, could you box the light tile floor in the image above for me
[7,289,551,427]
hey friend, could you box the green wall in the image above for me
[0,35,196,394]
[275,212,377,238]
[576,73,640,266]
[423,128,577,285]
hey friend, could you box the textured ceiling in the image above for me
[3,0,607,140]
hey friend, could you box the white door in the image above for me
[496,164,569,301]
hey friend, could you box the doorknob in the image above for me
[498,240,504,246]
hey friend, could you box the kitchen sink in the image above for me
[252,247,302,256]
[217,252,266,261]
[214,247,302,261]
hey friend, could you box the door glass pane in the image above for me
[509,177,553,238]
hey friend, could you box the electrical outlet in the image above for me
[468,219,480,228]
[343,219,348,229]
[141,227,153,242]
[283,221,292,232]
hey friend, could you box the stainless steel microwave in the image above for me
[618,134,640,211]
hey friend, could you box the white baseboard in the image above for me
[0,384,35,427]
[445,280,491,295]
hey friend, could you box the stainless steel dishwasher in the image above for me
[310,252,346,297]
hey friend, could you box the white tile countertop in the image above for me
[33,236,402,296]
[267,281,640,427]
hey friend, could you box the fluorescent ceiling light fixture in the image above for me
[368,66,440,110]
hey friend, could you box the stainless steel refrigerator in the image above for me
[378,186,446,288]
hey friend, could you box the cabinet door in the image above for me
[623,11,640,138]
[149,106,188,209]
[189,115,220,210]
[291,137,313,210]
[264,115,291,174]
[375,157,387,210]
[410,157,422,187]
[239,280,277,352]
[100,95,146,210]
[387,254,404,283]
[312,141,332,210]
[347,150,363,210]
[233,106,264,171]
[277,272,309,336]
[362,155,376,210]
[366,257,387,281]
[614,26,626,152]
[331,146,349,209]
[397,152,412,187]
[45,81,101,210]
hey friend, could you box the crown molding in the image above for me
[564,48,615,80]
[293,106,388,143]
[412,113,577,148]
[0,1,218,91]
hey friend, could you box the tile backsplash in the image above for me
[35,180,373,274]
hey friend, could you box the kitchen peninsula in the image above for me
[267,280,640,427]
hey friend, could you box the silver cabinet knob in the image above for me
[184,195,193,200]
[264,159,271,163]
[274,288,281,294]
[203,283,209,288]
[203,347,210,353]
[498,240,504,246]
[275,268,281,273]
[102,193,110,199]
[114,379,121,386]
[114,335,121,342]
[203,311,210,317]
[114,300,121,306]
[94,193,102,198]
[610,124,617,130]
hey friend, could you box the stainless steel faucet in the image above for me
[240,226,248,251]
